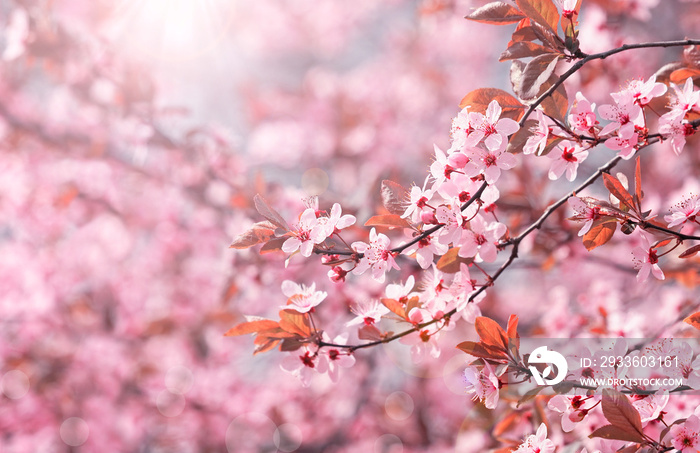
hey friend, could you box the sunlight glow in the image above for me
[109,0,234,63]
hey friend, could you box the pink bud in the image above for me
[421,211,438,224]
[448,152,468,169]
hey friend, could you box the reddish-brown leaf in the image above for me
[455,341,509,361]
[506,314,520,348]
[459,88,527,121]
[510,24,539,44]
[680,244,700,259]
[601,389,645,441]
[254,194,290,231]
[634,157,643,211]
[465,1,526,24]
[279,337,305,352]
[253,338,281,355]
[381,298,407,320]
[475,316,509,351]
[538,76,568,123]
[230,221,278,249]
[365,214,412,229]
[515,0,560,35]
[519,53,560,100]
[684,312,700,330]
[358,324,383,341]
[492,411,521,436]
[259,236,288,254]
[506,118,537,154]
[224,318,280,336]
[499,41,556,61]
[582,221,617,251]
[381,180,410,216]
[670,68,700,85]
[436,247,473,273]
[278,310,313,338]
[589,425,645,444]
[602,173,636,212]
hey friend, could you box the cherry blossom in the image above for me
[513,423,555,453]
[665,194,700,227]
[402,177,434,224]
[615,75,667,106]
[631,233,665,282]
[659,110,695,155]
[568,196,603,236]
[569,92,598,135]
[463,362,500,409]
[282,208,326,257]
[466,100,520,151]
[319,333,355,382]
[435,198,465,245]
[465,141,517,184]
[667,414,700,453]
[351,228,400,283]
[523,110,549,156]
[458,214,506,262]
[604,124,639,160]
[669,77,700,115]
[280,344,324,387]
[346,299,390,327]
[548,394,597,432]
[598,98,644,137]
[280,280,328,313]
[548,140,589,181]
[402,232,448,269]
[317,203,356,237]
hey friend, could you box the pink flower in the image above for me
[280,344,322,387]
[568,196,602,236]
[568,92,598,135]
[548,140,589,181]
[665,194,700,227]
[317,203,356,237]
[319,333,355,383]
[458,215,506,262]
[280,280,327,313]
[402,232,448,269]
[467,100,520,151]
[598,97,644,136]
[631,234,664,283]
[402,177,433,223]
[659,110,695,155]
[667,414,700,452]
[464,362,500,409]
[669,77,700,116]
[616,75,667,106]
[346,299,390,327]
[523,110,549,155]
[465,141,517,184]
[604,124,639,160]
[351,228,400,283]
[513,423,555,453]
[435,198,465,245]
[548,394,596,432]
[282,208,325,257]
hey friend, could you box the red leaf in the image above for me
[506,119,537,154]
[475,316,509,351]
[499,41,557,61]
[600,389,645,441]
[278,310,313,338]
[582,220,617,251]
[456,341,509,361]
[515,0,560,35]
[538,76,568,123]
[259,236,288,254]
[253,338,281,355]
[680,244,700,259]
[634,157,643,211]
[589,425,645,444]
[224,318,280,336]
[602,173,636,212]
[518,53,560,100]
[365,214,412,229]
[684,312,700,330]
[436,247,473,273]
[381,180,410,216]
[358,324,383,341]
[254,194,290,232]
[670,68,700,85]
[507,314,520,349]
[459,88,527,121]
[230,221,278,249]
[381,298,407,320]
[465,1,526,24]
